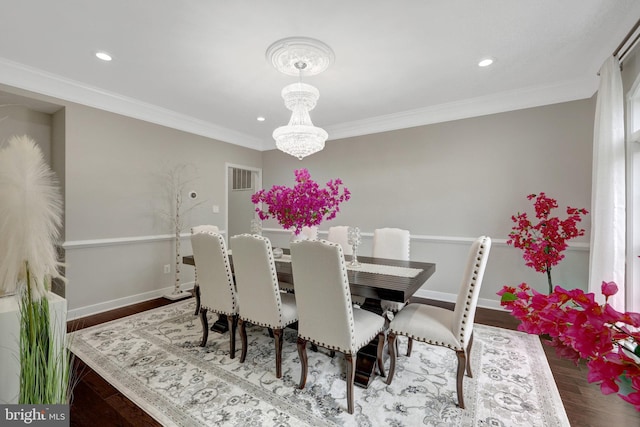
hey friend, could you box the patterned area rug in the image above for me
[69,300,569,426]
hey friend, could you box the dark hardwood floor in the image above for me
[67,296,640,426]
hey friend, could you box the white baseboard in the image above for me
[68,281,196,321]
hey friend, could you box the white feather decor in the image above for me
[0,135,64,300]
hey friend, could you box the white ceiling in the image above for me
[1,1,639,151]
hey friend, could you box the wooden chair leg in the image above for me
[193,284,201,315]
[376,331,386,377]
[274,328,283,378]
[228,315,237,359]
[456,350,466,409]
[466,332,474,377]
[199,308,209,347]
[406,337,413,356]
[386,332,397,385]
[239,318,248,363]
[297,337,308,389]
[345,353,355,414]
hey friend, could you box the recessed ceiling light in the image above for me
[257,116,266,122]
[478,58,494,67]
[95,52,112,61]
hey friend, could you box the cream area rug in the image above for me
[69,300,570,427]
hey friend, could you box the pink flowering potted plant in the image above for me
[251,168,350,236]
[500,193,640,410]
[499,282,640,410]
[507,192,588,294]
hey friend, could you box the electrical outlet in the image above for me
[164,264,171,274]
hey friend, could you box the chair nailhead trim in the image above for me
[296,241,386,353]
[299,323,384,354]
[193,229,238,313]
[201,305,236,317]
[391,237,489,350]
[388,330,463,351]
[240,317,297,329]
[235,234,293,325]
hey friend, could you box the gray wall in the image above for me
[61,103,262,316]
[261,99,595,307]
[2,83,595,315]
[0,105,52,163]
[0,85,262,317]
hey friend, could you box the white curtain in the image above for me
[589,56,626,310]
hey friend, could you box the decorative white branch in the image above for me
[157,164,204,297]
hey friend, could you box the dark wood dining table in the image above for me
[183,252,436,388]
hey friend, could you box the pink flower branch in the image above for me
[507,193,588,294]
[499,282,640,411]
[251,169,350,235]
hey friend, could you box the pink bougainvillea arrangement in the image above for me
[499,282,640,410]
[507,192,589,294]
[501,192,639,411]
[251,168,350,235]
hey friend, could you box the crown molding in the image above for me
[1,57,598,151]
[324,76,599,141]
[0,57,265,151]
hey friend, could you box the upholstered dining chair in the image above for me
[300,226,318,240]
[191,225,219,315]
[190,226,238,358]
[230,234,298,379]
[290,239,386,414]
[385,236,492,409]
[327,225,353,255]
[326,226,365,306]
[372,227,411,314]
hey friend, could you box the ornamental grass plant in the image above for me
[0,135,71,404]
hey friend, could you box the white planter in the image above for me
[0,292,67,404]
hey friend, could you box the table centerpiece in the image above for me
[251,168,350,236]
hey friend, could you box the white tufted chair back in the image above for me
[300,226,318,240]
[373,227,411,313]
[290,239,360,354]
[452,236,491,347]
[373,228,410,261]
[326,225,352,255]
[190,226,237,316]
[230,234,295,328]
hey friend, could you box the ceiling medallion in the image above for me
[266,37,335,77]
[266,37,334,160]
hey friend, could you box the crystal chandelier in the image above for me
[266,37,334,160]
